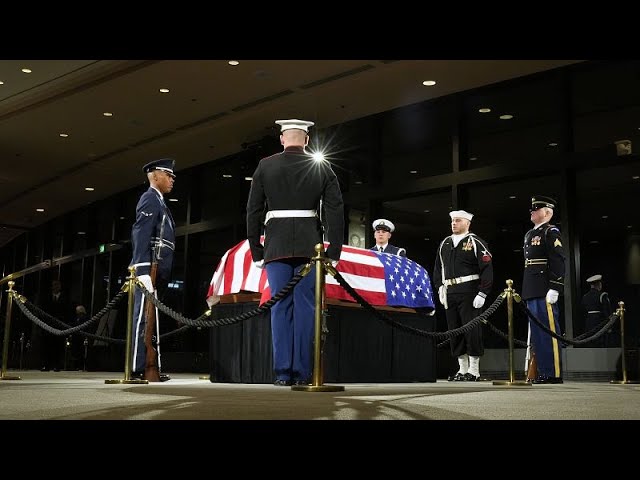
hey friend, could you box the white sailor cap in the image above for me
[449,210,474,221]
[372,219,395,233]
[586,274,602,283]
[275,118,315,133]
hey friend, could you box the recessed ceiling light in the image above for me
[478,108,491,113]
[633,175,639,180]
[103,112,113,117]
[355,180,363,185]
[168,198,179,202]
[245,177,253,181]
[501,228,508,232]
[422,80,436,86]
[509,195,516,199]
[21,68,32,74]
[36,208,45,212]
[602,215,608,219]
[589,240,599,244]
[469,157,478,161]
[59,133,69,137]
[228,60,240,66]
[409,170,418,174]
[222,174,232,178]
[77,231,86,235]
[627,225,633,228]
[85,187,95,191]
[119,217,125,220]
[513,249,521,252]
[499,114,514,120]
[424,237,430,241]
[548,142,558,147]
[0,81,4,85]
[159,88,170,93]
[423,209,430,213]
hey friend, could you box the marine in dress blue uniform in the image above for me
[522,195,566,384]
[246,119,344,386]
[432,210,493,381]
[370,219,407,256]
[129,158,176,381]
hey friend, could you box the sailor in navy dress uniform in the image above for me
[246,118,344,386]
[432,210,493,381]
[522,195,566,384]
[370,219,406,256]
[129,158,176,381]
[581,274,612,347]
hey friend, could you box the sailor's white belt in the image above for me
[264,209,317,224]
[524,258,548,267]
[444,274,480,286]
[588,310,601,314]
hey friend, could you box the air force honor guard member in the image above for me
[522,195,566,384]
[129,158,176,382]
[371,219,407,256]
[246,118,344,386]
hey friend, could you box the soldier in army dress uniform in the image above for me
[522,195,566,384]
[129,158,176,382]
[246,119,344,386]
[581,274,612,347]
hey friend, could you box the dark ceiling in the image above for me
[0,59,581,247]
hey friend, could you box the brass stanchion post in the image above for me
[610,301,638,384]
[292,244,344,392]
[1,281,21,380]
[493,279,530,386]
[105,267,147,384]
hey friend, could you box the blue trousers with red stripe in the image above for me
[526,298,563,378]
[266,259,316,383]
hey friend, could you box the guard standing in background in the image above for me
[370,219,406,256]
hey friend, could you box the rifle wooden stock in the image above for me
[143,262,161,382]
[526,352,537,382]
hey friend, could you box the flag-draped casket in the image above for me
[206,240,435,310]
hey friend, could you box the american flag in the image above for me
[206,239,435,310]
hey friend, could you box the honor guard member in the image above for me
[246,118,344,386]
[129,158,176,382]
[522,195,566,384]
[581,274,612,347]
[371,219,407,256]
[433,210,493,381]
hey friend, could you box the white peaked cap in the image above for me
[275,119,315,133]
[372,219,395,232]
[586,274,602,283]
[449,210,474,221]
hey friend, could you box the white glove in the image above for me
[546,289,559,304]
[138,274,154,293]
[438,285,446,306]
[253,259,265,269]
[330,259,339,268]
[472,294,486,309]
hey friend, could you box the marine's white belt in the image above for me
[264,210,317,224]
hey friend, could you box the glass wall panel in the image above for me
[576,161,640,347]
[465,73,565,170]
[380,99,454,184]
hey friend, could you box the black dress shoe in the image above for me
[159,374,171,382]
[532,376,563,384]
[463,373,480,381]
[293,380,309,386]
[130,372,145,380]
[41,366,49,372]
[447,373,465,382]
[273,379,291,386]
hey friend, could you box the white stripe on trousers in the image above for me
[132,287,162,373]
